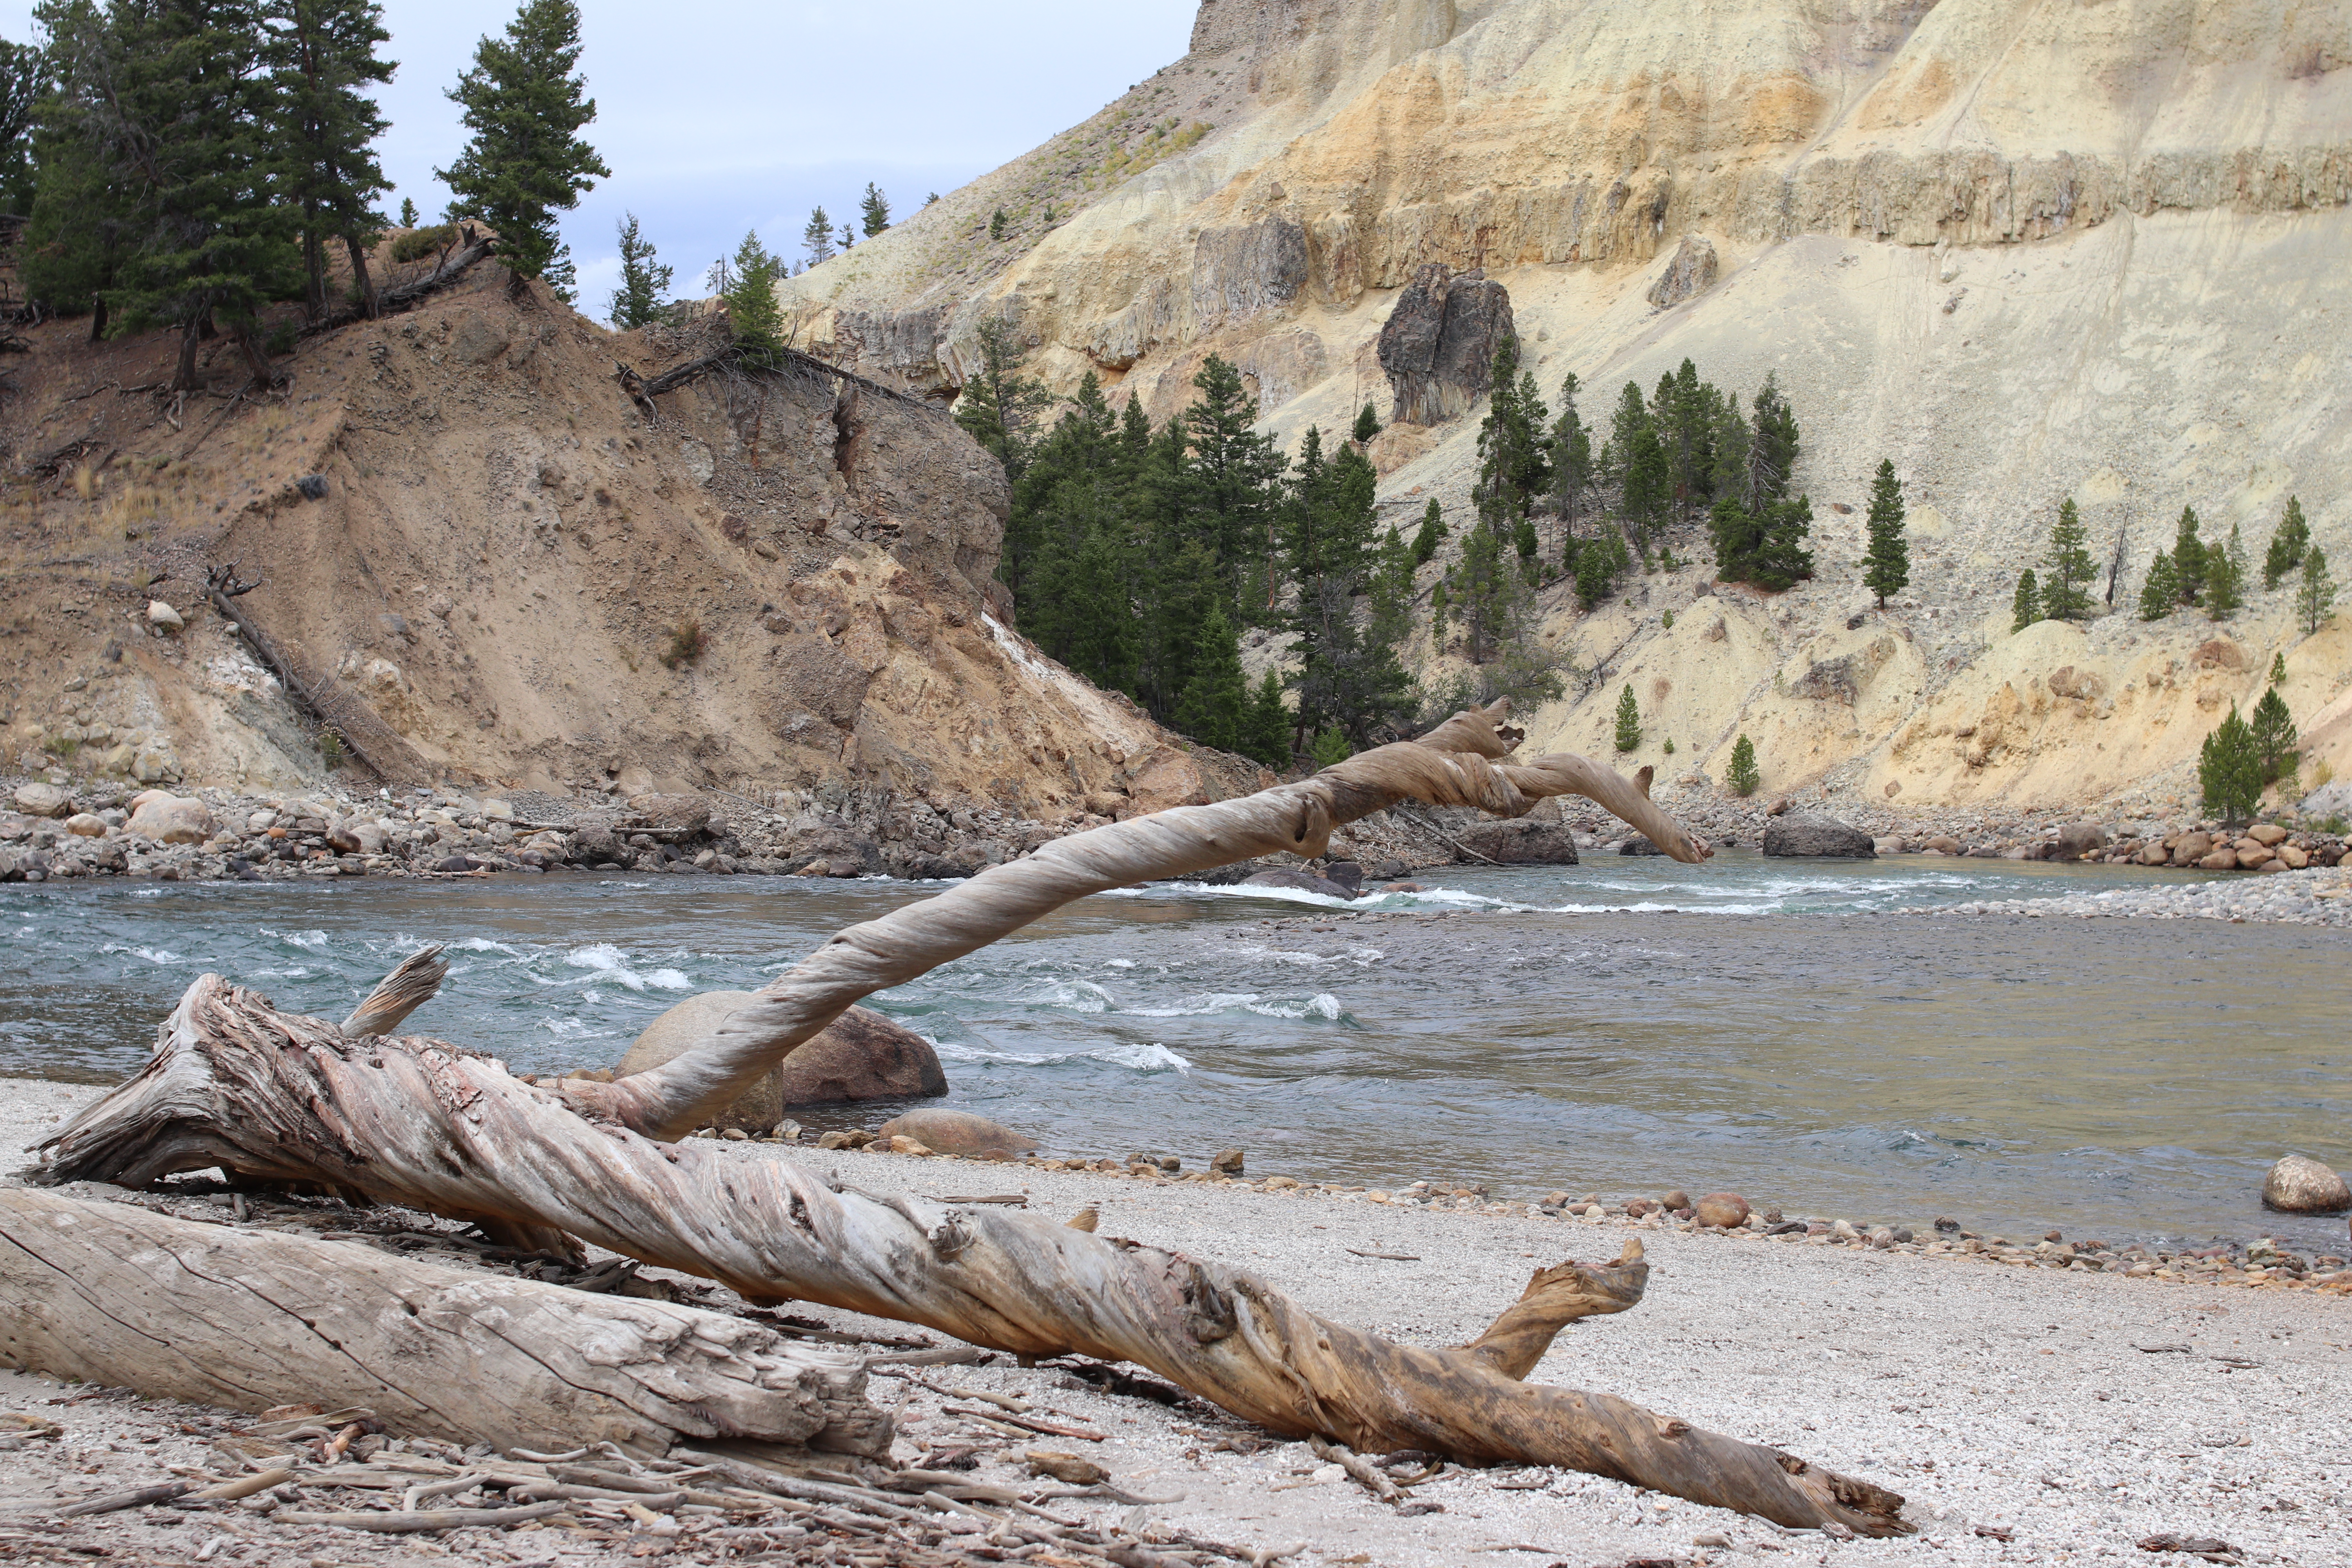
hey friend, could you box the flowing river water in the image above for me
[4,851,2345,1251]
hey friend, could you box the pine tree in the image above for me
[0,40,43,216]
[2198,704,2261,825]
[2250,687,2298,787]
[21,15,137,336]
[988,207,1006,241]
[1613,684,1641,753]
[1409,497,1446,564]
[2268,651,2287,687]
[263,0,395,321]
[1242,670,1292,769]
[837,221,854,252]
[1351,401,1381,444]
[2171,505,2206,606]
[607,211,672,328]
[1474,340,1550,547]
[1752,494,1814,591]
[1708,494,1760,583]
[953,316,1051,493]
[2137,550,2178,620]
[1181,355,1287,615]
[1746,371,1799,508]
[43,0,297,387]
[2204,522,2247,619]
[438,0,607,299]
[1861,458,1908,607]
[1548,372,1593,559]
[2262,495,2309,591]
[397,195,416,225]
[802,205,833,266]
[1309,729,1351,769]
[859,181,890,237]
[2297,545,2337,635]
[719,229,783,364]
[2012,568,2042,633]
[1726,733,1760,797]
[2042,497,2097,621]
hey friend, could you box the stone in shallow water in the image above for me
[615,991,947,1132]
[2262,1154,2350,1214]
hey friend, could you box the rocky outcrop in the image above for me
[1192,219,1309,331]
[1762,814,1876,858]
[615,992,947,1133]
[1376,265,1515,426]
[1647,235,1718,309]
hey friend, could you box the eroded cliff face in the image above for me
[0,261,1256,821]
[784,0,2352,813]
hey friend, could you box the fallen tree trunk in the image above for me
[33,704,1910,1535]
[0,1187,887,1459]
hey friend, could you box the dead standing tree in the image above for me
[29,702,1911,1537]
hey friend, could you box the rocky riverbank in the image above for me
[6,1077,2350,1568]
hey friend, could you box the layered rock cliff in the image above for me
[783,0,2352,812]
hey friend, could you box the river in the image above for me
[4,851,2344,1251]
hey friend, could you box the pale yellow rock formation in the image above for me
[787,0,2352,814]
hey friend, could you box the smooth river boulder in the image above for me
[615,991,947,1133]
[1453,818,1580,864]
[13,782,71,818]
[875,1109,1038,1159]
[2262,1154,2351,1214]
[125,792,215,844]
[1762,813,1876,858]
[1241,867,1362,900]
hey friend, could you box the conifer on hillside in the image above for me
[607,211,671,329]
[719,230,783,364]
[2204,522,2247,619]
[1243,671,1292,769]
[2262,495,2309,590]
[1410,497,1446,564]
[952,316,1051,498]
[802,205,833,265]
[1726,733,1760,797]
[2171,505,2207,606]
[1861,458,1908,607]
[2041,497,2098,621]
[264,0,396,321]
[859,182,890,237]
[2137,550,2178,620]
[2199,705,2261,826]
[398,196,417,225]
[1613,684,1641,753]
[2012,568,2042,633]
[0,40,42,216]
[1752,495,1814,591]
[439,0,607,299]
[2250,686,2298,787]
[1351,401,1380,444]
[2297,545,2337,635]
[1547,372,1593,557]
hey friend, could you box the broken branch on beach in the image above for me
[22,702,1911,1537]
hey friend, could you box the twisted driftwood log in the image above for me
[32,704,1911,1536]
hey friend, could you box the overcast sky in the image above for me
[0,0,1198,318]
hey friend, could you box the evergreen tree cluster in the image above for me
[961,340,1399,768]
[14,0,606,382]
[2135,502,2286,623]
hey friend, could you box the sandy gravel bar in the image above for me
[1922,863,2352,925]
[4,1078,2347,1568]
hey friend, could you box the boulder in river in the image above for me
[1454,818,1580,864]
[627,792,712,836]
[1241,867,1361,900]
[2053,822,2107,859]
[2261,1154,2351,1214]
[615,991,947,1132]
[1761,813,1875,858]
[875,1109,1038,1159]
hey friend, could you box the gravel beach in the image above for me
[1916,862,2352,926]
[4,1078,2348,1568]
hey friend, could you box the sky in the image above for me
[0,0,1200,319]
